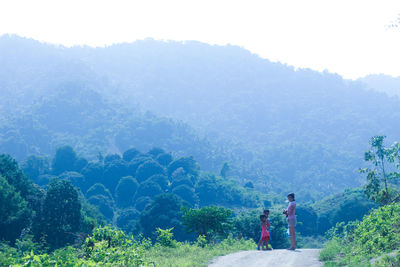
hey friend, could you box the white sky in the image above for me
[1,0,400,79]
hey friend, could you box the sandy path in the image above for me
[208,249,322,267]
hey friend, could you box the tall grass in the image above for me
[146,235,254,267]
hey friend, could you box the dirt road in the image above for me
[208,249,322,267]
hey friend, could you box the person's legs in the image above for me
[265,240,271,250]
[289,226,296,249]
[257,238,262,250]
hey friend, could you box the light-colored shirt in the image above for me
[287,201,296,219]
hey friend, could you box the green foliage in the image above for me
[87,194,114,220]
[321,203,400,266]
[35,179,81,248]
[319,238,341,262]
[135,160,165,183]
[0,175,31,244]
[182,206,233,240]
[156,228,177,248]
[21,155,50,181]
[296,204,318,236]
[172,184,197,204]
[146,235,254,267]
[103,159,128,191]
[156,153,173,166]
[115,208,140,233]
[122,148,141,162]
[360,135,400,204]
[148,174,169,190]
[115,176,139,207]
[140,193,189,241]
[168,156,199,179]
[372,252,400,267]
[313,188,377,234]
[52,146,77,175]
[135,180,163,199]
[59,171,86,191]
[86,183,113,200]
[81,162,103,187]
[0,154,31,198]
[81,226,150,266]
[220,162,230,178]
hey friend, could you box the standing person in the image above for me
[283,193,296,250]
[263,209,271,240]
[257,215,271,250]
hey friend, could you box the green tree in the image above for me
[103,159,128,191]
[156,153,173,166]
[81,162,104,187]
[104,154,121,164]
[0,175,31,244]
[148,147,165,158]
[360,135,400,204]
[135,160,165,183]
[21,155,50,181]
[88,194,114,220]
[115,208,140,233]
[167,157,199,178]
[122,148,141,162]
[220,162,230,178]
[172,184,198,205]
[86,183,113,201]
[0,154,31,198]
[52,146,77,175]
[59,171,86,191]
[115,176,139,207]
[148,174,169,190]
[135,180,162,199]
[182,206,233,240]
[140,193,189,241]
[36,179,81,248]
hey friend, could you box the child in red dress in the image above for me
[257,214,271,250]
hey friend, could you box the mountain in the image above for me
[1,35,400,197]
[358,74,400,97]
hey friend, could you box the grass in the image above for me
[146,236,255,267]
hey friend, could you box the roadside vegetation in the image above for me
[320,136,400,267]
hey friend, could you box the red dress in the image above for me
[261,221,270,241]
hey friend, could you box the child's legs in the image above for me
[257,238,263,247]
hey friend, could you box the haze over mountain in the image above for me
[1,34,400,197]
[358,74,400,97]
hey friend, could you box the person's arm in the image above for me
[288,203,295,217]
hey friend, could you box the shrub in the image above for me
[156,228,177,248]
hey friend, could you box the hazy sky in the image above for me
[1,0,399,79]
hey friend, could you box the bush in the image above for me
[320,203,400,266]
[156,228,177,248]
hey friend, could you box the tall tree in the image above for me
[0,175,31,244]
[36,179,81,248]
[360,135,400,204]
[52,146,77,175]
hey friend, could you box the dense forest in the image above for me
[2,35,400,200]
[1,34,400,266]
[1,136,398,265]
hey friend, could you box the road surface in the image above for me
[208,249,322,267]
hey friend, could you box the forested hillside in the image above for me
[359,74,400,97]
[1,35,400,197]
